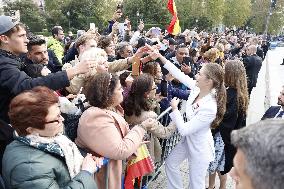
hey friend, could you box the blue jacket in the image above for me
[0,49,70,123]
[158,81,190,112]
[261,106,282,120]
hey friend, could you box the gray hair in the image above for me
[116,42,130,56]
[231,119,284,189]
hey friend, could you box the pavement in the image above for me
[147,48,284,189]
[247,47,284,125]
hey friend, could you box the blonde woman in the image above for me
[67,47,148,94]
[148,48,226,189]
[207,60,249,189]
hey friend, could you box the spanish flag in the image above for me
[167,0,181,35]
[124,144,154,189]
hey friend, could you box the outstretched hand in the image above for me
[170,97,180,110]
[141,118,156,130]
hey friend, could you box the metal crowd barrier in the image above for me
[138,103,187,188]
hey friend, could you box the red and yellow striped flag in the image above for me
[124,144,154,189]
[167,0,181,35]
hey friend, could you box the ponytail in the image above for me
[211,83,226,129]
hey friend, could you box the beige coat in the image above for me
[126,110,176,162]
[75,106,145,189]
[67,58,130,94]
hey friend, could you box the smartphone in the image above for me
[160,43,168,51]
[182,57,191,66]
[151,28,161,36]
[131,56,141,76]
[160,80,168,97]
[89,23,96,30]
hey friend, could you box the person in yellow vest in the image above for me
[47,26,65,64]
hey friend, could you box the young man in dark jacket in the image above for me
[0,16,94,123]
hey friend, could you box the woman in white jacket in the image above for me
[149,49,226,189]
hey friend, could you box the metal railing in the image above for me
[137,104,186,188]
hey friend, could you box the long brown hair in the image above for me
[225,60,249,114]
[204,63,226,128]
[123,74,154,116]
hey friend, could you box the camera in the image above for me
[160,80,168,97]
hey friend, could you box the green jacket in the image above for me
[2,140,97,189]
[47,37,64,64]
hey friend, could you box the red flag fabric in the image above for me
[124,144,154,189]
[167,0,181,35]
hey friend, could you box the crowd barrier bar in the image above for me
[138,101,187,188]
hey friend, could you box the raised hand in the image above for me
[170,97,180,110]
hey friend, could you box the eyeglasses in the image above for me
[45,114,62,124]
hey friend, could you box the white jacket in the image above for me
[164,61,216,162]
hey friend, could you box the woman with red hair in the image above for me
[2,86,102,189]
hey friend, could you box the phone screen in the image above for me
[160,80,168,97]
[182,57,191,66]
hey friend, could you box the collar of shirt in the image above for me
[275,108,284,118]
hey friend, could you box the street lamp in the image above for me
[195,19,199,28]
[67,11,70,30]
[264,0,277,36]
[136,10,140,24]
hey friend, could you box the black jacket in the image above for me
[47,49,62,72]
[0,49,70,123]
[218,88,246,174]
[243,54,262,89]
[21,50,62,73]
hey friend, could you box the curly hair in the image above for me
[142,61,159,77]
[225,60,249,114]
[123,74,154,117]
[204,48,219,63]
[84,73,119,109]
[203,63,226,129]
[97,35,113,50]
[8,86,58,136]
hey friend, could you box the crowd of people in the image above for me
[0,5,284,189]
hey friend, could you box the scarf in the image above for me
[16,134,83,179]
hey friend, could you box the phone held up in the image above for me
[182,56,191,66]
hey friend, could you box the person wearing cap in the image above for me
[0,16,95,123]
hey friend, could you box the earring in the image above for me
[211,88,217,97]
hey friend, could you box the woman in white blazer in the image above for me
[149,50,226,189]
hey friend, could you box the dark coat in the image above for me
[23,62,45,78]
[261,106,282,120]
[2,140,97,189]
[218,88,246,174]
[243,54,262,89]
[0,119,13,173]
[47,49,63,72]
[256,46,264,60]
[159,81,190,112]
[0,50,70,123]
[63,45,79,64]
[22,50,62,73]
